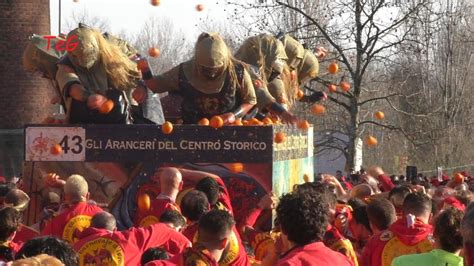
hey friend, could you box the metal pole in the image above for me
[58,0,61,34]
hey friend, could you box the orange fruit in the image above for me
[311,104,325,115]
[271,116,280,124]
[297,120,310,131]
[328,84,337,93]
[340,81,351,92]
[198,118,210,126]
[250,118,263,125]
[242,120,249,126]
[375,111,385,120]
[162,121,173,134]
[303,174,310,183]
[99,100,114,114]
[228,163,244,173]
[262,117,273,125]
[148,47,160,58]
[253,79,263,88]
[50,144,62,155]
[454,173,464,183]
[233,118,243,126]
[274,132,285,143]
[296,89,304,100]
[137,59,149,71]
[138,193,151,212]
[328,62,339,74]
[150,0,160,6]
[290,70,297,81]
[366,136,378,146]
[210,116,224,129]
[196,4,204,11]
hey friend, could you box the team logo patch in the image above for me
[62,215,92,244]
[193,230,239,265]
[381,236,433,266]
[78,237,125,266]
[379,230,393,242]
[139,215,160,228]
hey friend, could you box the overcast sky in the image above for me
[50,0,231,38]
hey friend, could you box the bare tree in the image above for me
[63,8,111,33]
[228,0,435,171]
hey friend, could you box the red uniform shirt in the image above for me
[12,224,39,247]
[73,223,191,266]
[361,218,434,266]
[181,223,249,266]
[277,241,353,266]
[41,202,103,244]
[214,177,234,214]
[135,196,180,227]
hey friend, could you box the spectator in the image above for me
[135,167,183,227]
[178,191,250,265]
[274,191,352,265]
[0,207,20,263]
[388,185,411,217]
[41,174,103,244]
[73,211,190,265]
[16,236,79,266]
[3,189,39,246]
[362,192,434,266]
[11,254,64,266]
[461,203,474,266]
[368,166,395,192]
[147,210,249,266]
[159,209,186,232]
[141,247,169,265]
[366,198,397,234]
[392,207,464,266]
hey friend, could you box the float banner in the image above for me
[24,125,311,163]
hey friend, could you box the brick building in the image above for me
[0,0,53,178]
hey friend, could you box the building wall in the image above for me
[0,0,52,178]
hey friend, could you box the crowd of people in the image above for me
[12,24,473,265]
[0,165,473,265]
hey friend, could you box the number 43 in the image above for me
[59,135,83,154]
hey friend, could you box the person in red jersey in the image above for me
[361,192,434,266]
[368,166,395,192]
[146,210,249,266]
[388,185,411,218]
[179,168,234,214]
[272,190,353,266]
[2,189,39,246]
[135,167,183,227]
[74,211,191,265]
[41,174,103,244]
[179,190,250,265]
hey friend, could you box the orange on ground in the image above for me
[328,84,337,93]
[311,104,326,115]
[50,144,62,155]
[229,163,244,173]
[366,136,378,146]
[198,118,210,126]
[138,193,151,212]
[196,4,204,11]
[249,118,263,126]
[99,100,114,114]
[297,120,310,131]
[210,116,224,129]
[150,0,160,6]
[328,62,339,74]
[242,120,249,126]
[233,118,243,126]
[162,121,173,134]
[262,117,273,125]
[274,132,285,143]
[340,81,351,92]
[375,111,385,120]
[148,47,160,58]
